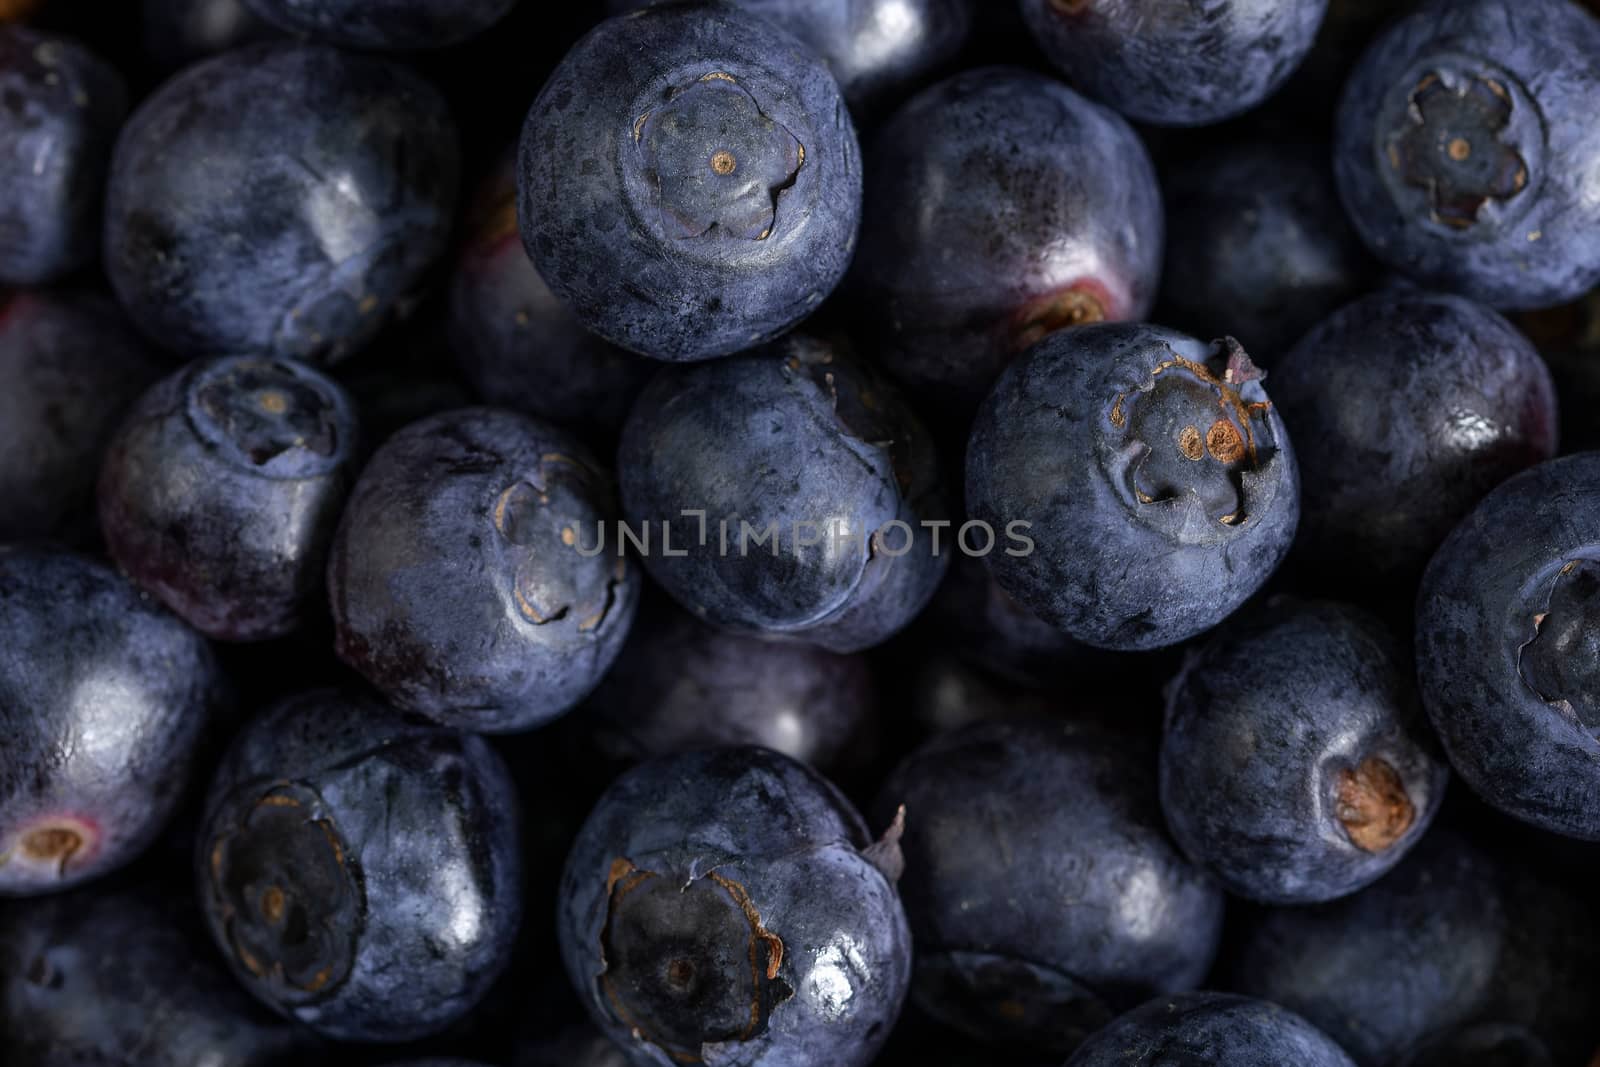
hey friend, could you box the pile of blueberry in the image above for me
[5,0,1600,1064]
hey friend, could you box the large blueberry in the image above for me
[0,548,226,896]
[603,0,971,114]
[851,66,1162,406]
[587,597,877,776]
[241,0,516,49]
[1158,140,1373,361]
[1222,828,1504,1065]
[1416,453,1600,839]
[99,355,361,642]
[195,689,523,1042]
[1272,290,1556,587]
[966,324,1299,651]
[0,288,166,544]
[1161,598,1447,903]
[450,158,653,442]
[872,719,1223,1057]
[517,2,861,362]
[0,27,125,285]
[1020,0,1328,127]
[1064,992,1357,1067]
[0,883,320,1066]
[104,42,459,363]
[329,407,639,733]
[1334,0,1600,308]
[618,335,948,652]
[559,746,909,1067]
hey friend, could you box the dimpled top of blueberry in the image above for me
[633,73,804,242]
[187,357,347,478]
[1109,339,1277,532]
[1384,67,1533,230]
[1517,558,1600,733]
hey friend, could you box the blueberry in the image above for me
[195,688,523,1042]
[140,0,279,72]
[965,324,1299,651]
[1222,828,1504,1064]
[603,0,972,115]
[104,42,459,363]
[1415,452,1600,839]
[98,355,360,642]
[1161,597,1446,903]
[559,746,910,1067]
[1271,289,1556,588]
[1334,0,1600,309]
[0,883,321,1066]
[1064,992,1357,1067]
[0,288,166,544]
[516,2,861,362]
[1019,0,1329,127]
[329,407,639,733]
[850,66,1162,407]
[872,719,1223,1056]
[0,547,226,896]
[1158,140,1373,361]
[617,334,948,652]
[0,27,127,285]
[587,596,877,776]
[450,157,653,443]
[241,0,516,50]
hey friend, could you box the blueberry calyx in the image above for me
[863,804,907,883]
[1334,756,1415,853]
[634,72,805,243]
[1011,283,1109,354]
[188,357,343,474]
[1517,558,1600,731]
[205,782,364,1003]
[597,856,794,1061]
[1386,69,1531,230]
[493,455,628,632]
[1109,337,1273,528]
[1046,0,1091,16]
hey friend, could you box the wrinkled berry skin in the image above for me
[517,3,862,362]
[99,356,361,642]
[966,323,1299,651]
[1065,993,1357,1067]
[0,289,165,544]
[140,0,279,71]
[195,689,523,1043]
[587,598,877,775]
[0,883,320,1066]
[559,747,910,1067]
[1272,290,1556,587]
[604,0,972,114]
[1223,829,1503,1065]
[1162,598,1446,904]
[450,158,652,442]
[872,719,1223,1057]
[851,67,1161,407]
[242,0,516,50]
[618,336,948,653]
[1158,141,1373,362]
[0,27,126,285]
[1020,0,1328,127]
[1334,0,1600,309]
[1416,453,1600,839]
[104,43,459,363]
[0,548,226,896]
[329,408,639,733]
